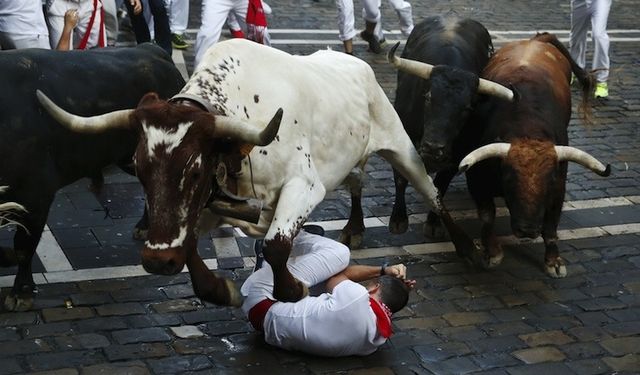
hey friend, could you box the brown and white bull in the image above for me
[458,33,610,277]
[38,38,476,306]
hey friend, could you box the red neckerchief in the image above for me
[369,297,393,338]
[78,0,106,50]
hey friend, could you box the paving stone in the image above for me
[69,292,113,306]
[454,296,505,311]
[0,358,24,375]
[525,316,581,331]
[491,307,538,322]
[412,342,472,362]
[600,337,640,356]
[576,297,628,311]
[42,307,94,323]
[504,362,576,375]
[112,327,172,344]
[512,347,566,364]
[170,325,204,338]
[567,326,612,342]
[124,313,182,328]
[148,355,213,374]
[77,279,131,293]
[560,342,607,360]
[151,299,201,314]
[443,312,495,326]
[103,343,171,361]
[0,327,19,341]
[470,352,521,370]
[606,307,640,321]
[536,289,589,303]
[421,356,481,374]
[29,369,78,375]
[603,321,640,337]
[73,316,128,333]
[565,359,610,375]
[518,330,574,347]
[434,326,487,341]
[95,302,146,316]
[25,350,105,372]
[393,317,448,330]
[481,322,536,337]
[172,337,228,355]
[0,338,51,357]
[202,320,252,336]
[110,287,166,303]
[348,367,394,375]
[180,308,234,324]
[499,293,542,308]
[576,311,616,326]
[466,337,526,361]
[159,284,196,299]
[387,330,441,348]
[22,322,73,338]
[601,354,640,373]
[363,347,420,368]
[79,361,150,375]
[0,311,38,326]
[54,333,111,350]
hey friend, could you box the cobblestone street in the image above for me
[1,0,639,374]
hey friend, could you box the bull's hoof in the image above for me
[389,219,408,234]
[338,231,363,249]
[4,293,33,312]
[423,221,445,239]
[274,280,309,303]
[132,227,148,241]
[465,240,503,270]
[224,278,243,307]
[545,258,567,278]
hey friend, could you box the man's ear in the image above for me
[366,281,380,294]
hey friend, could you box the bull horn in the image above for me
[477,79,515,102]
[555,146,611,177]
[458,143,511,173]
[387,42,434,79]
[213,108,283,146]
[36,90,134,133]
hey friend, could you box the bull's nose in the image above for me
[142,257,182,275]
[513,226,541,239]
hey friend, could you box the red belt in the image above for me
[248,298,276,331]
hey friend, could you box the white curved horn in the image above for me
[213,108,284,146]
[37,90,134,134]
[387,42,434,79]
[555,146,611,176]
[458,143,511,173]
[477,78,515,102]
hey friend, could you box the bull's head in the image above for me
[37,90,283,275]
[459,139,611,238]
[387,42,514,170]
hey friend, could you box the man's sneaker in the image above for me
[253,239,264,272]
[595,82,609,98]
[171,33,189,49]
[302,224,325,237]
[379,38,388,49]
[360,31,382,54]
[231,29,245,39]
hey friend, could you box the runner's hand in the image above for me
[384,264,407,279]
[130,0,142,15]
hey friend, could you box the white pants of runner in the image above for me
[335,0,381,41]
[195,0,271,68]
[164,0,189,35]
[102,0,118,45]
[240,232,351,314]
[365,0,413,41]
[5,33,51,49]
[47,0,105,50]
[570,0,611,83]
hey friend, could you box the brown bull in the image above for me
[458,33,611,278]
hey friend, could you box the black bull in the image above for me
[0,45,185,311]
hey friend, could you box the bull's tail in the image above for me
[533,32,595,126]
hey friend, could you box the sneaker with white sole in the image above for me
[171,33,189,49]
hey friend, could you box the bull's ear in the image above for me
[138,92,161,107]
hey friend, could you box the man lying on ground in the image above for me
[241,225,416,356]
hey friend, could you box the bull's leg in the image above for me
[377,148,476,258]
[339,166,366,249]
[424,168,456,238]
[477,199,503,268]
[263,177,326,302]
[542,179,567,278]
[389,167,409,234]
[4,209,49,312]
[185,241,242,307]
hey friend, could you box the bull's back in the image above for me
[0,45,185,186]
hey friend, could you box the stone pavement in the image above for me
[1,0,640,374]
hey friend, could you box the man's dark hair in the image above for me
[378,275,410,313]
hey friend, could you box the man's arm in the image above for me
[325,264,407,292]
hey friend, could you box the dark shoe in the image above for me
[302,225,325,237]
[171,33,189,49]
[360,31,382,54]
[253,239,264,272]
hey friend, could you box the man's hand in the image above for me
[130,0,142,15]
[63,9,79,31]
[383,263,407,279]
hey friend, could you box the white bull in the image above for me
[38,38,475,306]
